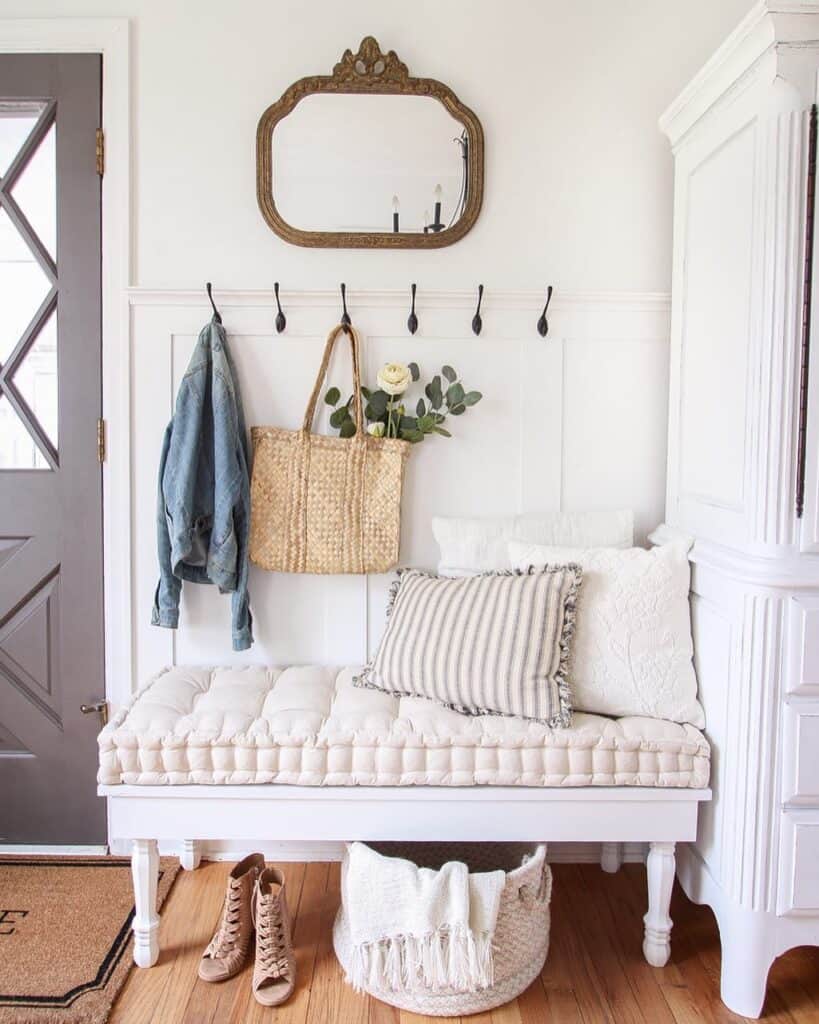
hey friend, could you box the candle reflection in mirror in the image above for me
[423,185,445,233]
[433,184,443,228]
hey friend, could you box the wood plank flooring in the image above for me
[111,860,819,1023]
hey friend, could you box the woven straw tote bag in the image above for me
[249,323,410,574]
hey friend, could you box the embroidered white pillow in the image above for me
[356,566,582,726]
[508,542,705,728]
[433,510,633,577]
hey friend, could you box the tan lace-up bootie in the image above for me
[252,867,296,1006]
[198,852,265,982]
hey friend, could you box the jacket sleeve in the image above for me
[151,421,182,629]
[211,341,254,650]
[230,462,253,652]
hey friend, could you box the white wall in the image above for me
[1,0,756,691]
[9,0,750,292]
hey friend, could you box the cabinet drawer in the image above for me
[787,597,819,696]
[782,703,819,803]
[779,810,819,915]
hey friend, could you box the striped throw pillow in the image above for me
[356,566,581,726]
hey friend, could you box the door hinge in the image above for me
[97,418,106,463]
[95,128,104,176]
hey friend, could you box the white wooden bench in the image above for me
[97,666,711,970]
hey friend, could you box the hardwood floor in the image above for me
[111,859,819,1023]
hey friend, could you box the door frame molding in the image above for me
[0,19,132,709]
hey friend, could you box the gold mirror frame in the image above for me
[256,37,485,249]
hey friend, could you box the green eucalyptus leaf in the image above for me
[408,361,420,382]
[416,398,426,417]
[368,389,389,416]
[360,385,372,399]
[329,407,350,428]
[401,428,425,443]
[417,414,436,432]
[450,404,466,416]
[339,419,357,438]
[463,390,483,406]
[442,365,457,383]
[324,386,341,406]
[433,426,452,437]
[425,375,443,410]
[399,415,417,431]
[446,382,465,407]
[433,412,446,424]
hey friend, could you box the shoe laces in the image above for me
[254,892,290,979]
[205,877,244,958]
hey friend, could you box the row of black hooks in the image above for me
[206,281,554,338]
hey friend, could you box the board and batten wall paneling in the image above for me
[128,289,669,701]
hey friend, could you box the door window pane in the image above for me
[13,310,57,448]
[0,394,47,469]
[11,122,56,259]
[0,102,57,469]
[0,100,45,174]
[0,208,51,364]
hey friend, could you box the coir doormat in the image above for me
[0,856,179,1024]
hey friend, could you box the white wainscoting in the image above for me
[124,288,670,708]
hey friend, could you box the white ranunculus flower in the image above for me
[367,421,386,437]
[377,362,411,396]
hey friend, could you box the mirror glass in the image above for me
[272,94,468,235]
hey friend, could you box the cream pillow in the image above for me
[508,541,705,727]
[433,510,634,577]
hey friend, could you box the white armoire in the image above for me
[660,1,819,1017]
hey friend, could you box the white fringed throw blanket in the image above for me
[342,842,506,994]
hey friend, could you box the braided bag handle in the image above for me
[302,324,364,437]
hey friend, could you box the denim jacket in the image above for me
[151,317,253,650]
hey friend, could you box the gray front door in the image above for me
[0,55,105,844]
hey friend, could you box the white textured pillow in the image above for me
[433,510,633,577]
[508,541,704,727]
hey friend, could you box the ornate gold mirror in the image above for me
[256,37,484,249]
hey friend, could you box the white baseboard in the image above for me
[107,838,649,864]
[1,845,109,856]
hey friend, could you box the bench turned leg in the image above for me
[600,842,623,873]
[180,840,202,871]
[643,841,675,967]
[132,839,160,968]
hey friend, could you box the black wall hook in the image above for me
[340,283,352,330]
[537,285,554,337]
[206,282,222,324]
[471,284,484,336]
[274,282,286,333]
[407,283,418,335]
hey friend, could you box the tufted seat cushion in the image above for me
[97,666,710,788]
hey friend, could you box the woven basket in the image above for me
[333,842,551,1016]
[249,324,410,574]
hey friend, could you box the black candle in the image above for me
[392,195,400,233]
[433,183,442,229]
